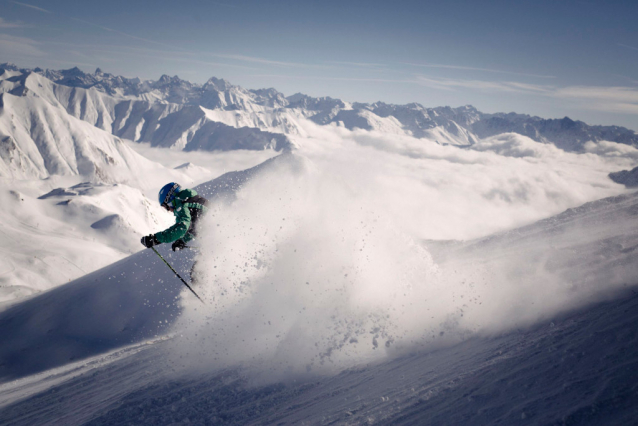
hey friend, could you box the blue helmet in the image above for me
[159,182,181,207]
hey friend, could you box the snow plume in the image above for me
[166,123,635,383]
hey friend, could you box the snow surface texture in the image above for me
[1,62,638,423]
[1,170,637,424]
[3,291,636,425]
[0,180,171,303]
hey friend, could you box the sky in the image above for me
[1,0,637,130]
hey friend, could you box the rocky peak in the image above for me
[287,93,346,110]
[67,66,83,75]
[0,62,20,71]
[203,77,232,91]
[157,74,176,84]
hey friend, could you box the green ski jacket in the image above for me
[155,188,208,244]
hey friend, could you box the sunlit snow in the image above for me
[1,64,637,424]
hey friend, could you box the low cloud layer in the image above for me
[166,122,637,383]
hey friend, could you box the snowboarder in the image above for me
[141,182,209,252]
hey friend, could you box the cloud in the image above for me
[10,2,189,53]
[414,74,552,93]
[228,69,638,120]
[165,120,635,382]
[582,140,638,159]
[328,60,385,67]
[245,73,418,86]
[67,17,185,51]
[0,17,27,28]
[84,47,261,70]
[37,41,263,72]
[554,85,638,104]
[208,53,327,69]
[506,81,553,93]
[0,34,43,56]
[552,85,638,115]
[404,62,557,79]
[575,102,638,115]
[413,75,638,116]
[11,1,51,13]
[43,34,317,70]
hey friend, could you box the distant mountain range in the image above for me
[1,62,637,180]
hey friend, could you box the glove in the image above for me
[141,234,159,248]
[172,239,187,251]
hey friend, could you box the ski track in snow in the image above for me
[0,335,172,411]
[0,290,637,425]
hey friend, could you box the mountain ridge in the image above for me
[2,62,636,152]
[0,66,293,181]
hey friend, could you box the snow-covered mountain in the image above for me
[0,90,144,181]
[1,163,637,424]
[472,112,638,152]
[2,60,638,424]
[3,62,637,153]
[0,65,294,160]
[0,143,276,303]
[0,60,635,299]
[0,65,285,299]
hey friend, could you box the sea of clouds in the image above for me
[165,120,637,383]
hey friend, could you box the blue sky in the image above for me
[1,0,637,130]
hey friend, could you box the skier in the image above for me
[141,182,209,252]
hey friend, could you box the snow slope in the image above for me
[2,62,638,424]
[0,180,172,303]
[0,142,277,303]
[0,106,222,303]
[0,66,288,301]
[0,184,637,424]
[2,292,637,425]
[0,153,287,379]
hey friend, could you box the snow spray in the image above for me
[165,127,635,383]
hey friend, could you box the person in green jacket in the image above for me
[141,182,209,251]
